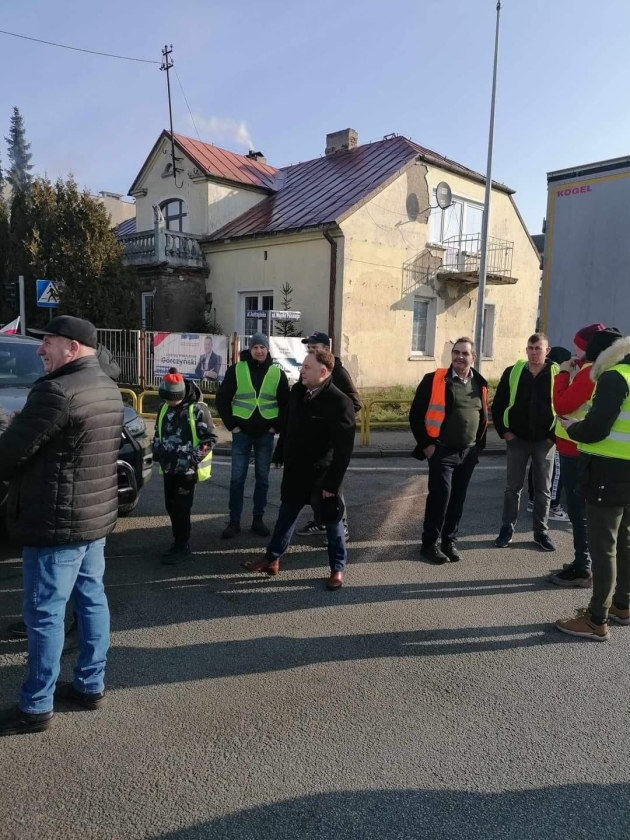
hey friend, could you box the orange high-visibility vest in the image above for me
[424,368,489,440]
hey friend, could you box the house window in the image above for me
[482,304,496,358]
[160,199,187,232]
[411,295,436,355]
[243,292,274,337]
[141,292,155,329]
[428,193,484,246]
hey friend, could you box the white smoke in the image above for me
[187,113,254,151]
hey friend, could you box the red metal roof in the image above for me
[173,133,278,189]
[204,135,510,243]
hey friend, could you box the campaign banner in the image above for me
[269,336,307,386]
[153,333,228,383]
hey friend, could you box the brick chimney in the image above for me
[325,128,359,156]
[247,150,267,164]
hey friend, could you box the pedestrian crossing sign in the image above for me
[36,279,61,308]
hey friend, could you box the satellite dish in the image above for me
[436,181,452,210]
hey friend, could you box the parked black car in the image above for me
[0,334,152,516]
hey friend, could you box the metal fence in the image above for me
[97,329,236,391]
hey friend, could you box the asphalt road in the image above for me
[1,457,629,840]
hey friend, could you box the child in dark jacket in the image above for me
[152,368,218,563]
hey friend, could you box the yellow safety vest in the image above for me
[157,403,213,481]
[578,363,630,460]
[232,361,281,420]
[555,362,592,442]
[503,359,559,430]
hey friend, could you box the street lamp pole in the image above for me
[474,0,502,373]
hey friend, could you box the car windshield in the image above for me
[0,339,43,387]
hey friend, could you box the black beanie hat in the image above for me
[585,328,623,362]
[548,346,572,365]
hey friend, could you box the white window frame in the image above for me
[482,303,496,359]
[410,294,437,358]
[427,191,484,247]
[238,290,274,337]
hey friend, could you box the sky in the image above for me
[2,0,630,234]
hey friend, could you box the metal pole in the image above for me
[18,276,26,335]
[474,0,502,372]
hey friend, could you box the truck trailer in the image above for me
[542,155,630,347]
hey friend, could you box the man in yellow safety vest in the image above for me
[492,333,559,552]
[555,328,630,641]
[216,333,290,538]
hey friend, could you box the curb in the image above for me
[213,446,506,460]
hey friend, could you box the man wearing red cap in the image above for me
[549,324,605,587]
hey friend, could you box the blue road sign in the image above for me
[36,279,60,308]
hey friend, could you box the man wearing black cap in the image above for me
[556,327,630,641]
[0,316,123,736]
[296,332,360,539]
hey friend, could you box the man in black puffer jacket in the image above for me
[0,316,123,737]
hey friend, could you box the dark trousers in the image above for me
[502,438,555,535]
[422,444,480,547]
[587,502,630,620]
[163,474,197,545]
[528,449,562,507]
[560,454,590,571]
[267,498,347,573]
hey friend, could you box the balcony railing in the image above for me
[120,226,205,270]
[437,234,515,285]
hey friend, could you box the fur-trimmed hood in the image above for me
[590,336,630,381]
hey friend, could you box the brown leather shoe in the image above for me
[327,571,344,590]
[241,558,280,575]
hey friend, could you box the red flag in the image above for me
[0,317,20,335]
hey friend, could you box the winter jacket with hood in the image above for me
[216,350,290,437]
[567,337,630,505]
[0,355,124,547]
[152,379,218,475]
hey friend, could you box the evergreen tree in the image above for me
[5,107,34,194]
[3,176,139,328]
[0,156,6,209]
[274,282,302,337]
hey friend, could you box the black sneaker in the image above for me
[0,706,53,737]
[441,543,462,562]
[420,543,449,564]
[297,521,326,536]
[251,517,271,537]
[534,533,556,552]
[495,526,514,548]
[54,682,106,710]
[548,568,592,588]
[162,543,179,558]
[161,543,191,565]
[221,521,241,539]
[7,621,27,638]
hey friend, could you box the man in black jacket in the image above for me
[0,316,123,737]
[216,333,290,538]
[242,349,355,590]
[492,333,558,552]
[409,338,488,563]
[296,331,361,539]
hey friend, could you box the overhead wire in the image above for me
[0,28,160,64]
[174,66,201,142]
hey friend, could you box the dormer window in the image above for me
[160,199,187,232]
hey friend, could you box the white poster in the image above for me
[268,337,307,386]
[153,333,228,383]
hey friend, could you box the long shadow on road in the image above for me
[151,784,630,840]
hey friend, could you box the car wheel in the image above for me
[118,496,140,516]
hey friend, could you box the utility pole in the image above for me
[474,0,502,372]
[160,45,181,186]
[18,275,25,335]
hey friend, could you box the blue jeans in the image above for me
[229,431,274,522]
[20,539,110,714]
[267,501,347,573]
[560,453,590,572]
